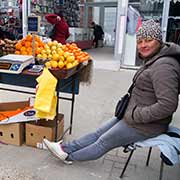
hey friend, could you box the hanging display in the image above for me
[145,0,180,3]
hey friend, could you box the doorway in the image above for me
[83,2,117,47]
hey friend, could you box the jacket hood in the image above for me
[142,42,180,66]
[159,42,180,57]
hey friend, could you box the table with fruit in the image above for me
[14,34,91,74]
[0,34,93,137]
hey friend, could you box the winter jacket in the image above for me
[45,14,70,44]
[124,43,180,137]
[93,25,104,40]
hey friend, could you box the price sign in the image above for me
[27,16,40,33]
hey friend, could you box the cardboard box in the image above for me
[0,101,31,146]
[0,101,37,125]
[0,123,24,146]
[25,114,64,148]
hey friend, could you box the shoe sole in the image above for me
[43,139,72,165]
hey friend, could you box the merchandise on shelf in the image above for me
[0,0,22,40]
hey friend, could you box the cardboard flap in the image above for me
[0,101,29,111]
[28,114,64,127]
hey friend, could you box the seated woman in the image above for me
[44,20,180,164]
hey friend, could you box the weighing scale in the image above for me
[0,54,34,74]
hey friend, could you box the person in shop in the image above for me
[43,19,180,164]
[45,11,70,44]
[91,21,104,48]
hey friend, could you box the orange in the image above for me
[27,47,32,53]
[28,51,33,55]
[26,34,32,41]
[20,46,26,52]
[21,51,28,55]
[25,41,31,48]
[34,41,39,49]
[35,47,42,55]
[39,41,45,48]
[21,38,26,46]
[34,35,41,42]
[15,42,22,50]
[15,51,20,55]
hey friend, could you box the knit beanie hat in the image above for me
[136,19,162,42]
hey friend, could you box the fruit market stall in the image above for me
[0,34,93,143]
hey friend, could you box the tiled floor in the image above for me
[86,47,120,71]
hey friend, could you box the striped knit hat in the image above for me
[136,19,162,42]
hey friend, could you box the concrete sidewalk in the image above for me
[0,70,180,180]
[0,63,180,179]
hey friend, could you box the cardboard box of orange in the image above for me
[0,101,30,146]
[25,114,64,148]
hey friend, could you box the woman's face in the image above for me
[137,38,161,59]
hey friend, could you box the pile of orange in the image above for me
[62,43,90,63]
[15,34,45,55]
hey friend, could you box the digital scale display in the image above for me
[0,62,11,69]
[0,62,21,71]
[0,54,34,74]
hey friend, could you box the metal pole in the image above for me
[55,81,60,142]
[114,0,128,62]
[161,0,170,42]
[22,0,28,37]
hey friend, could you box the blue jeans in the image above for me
[62,117,147,161]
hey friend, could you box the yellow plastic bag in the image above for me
[35,95,57,120]
[34,68,58,120]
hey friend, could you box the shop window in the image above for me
[169,2,180,16]
[166,2,180,44]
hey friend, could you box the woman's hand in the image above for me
[56,16,61,22]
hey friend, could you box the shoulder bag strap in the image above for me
[127,66,147,94]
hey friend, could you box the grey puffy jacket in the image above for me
[124,43,180,137]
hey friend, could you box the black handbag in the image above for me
[115,83,134,120]
[114,67,146,120]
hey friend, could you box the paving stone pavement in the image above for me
[0,67,180,180]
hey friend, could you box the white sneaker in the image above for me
[43,139,69,162]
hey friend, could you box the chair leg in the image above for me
[120,150,134,178]
[159,159,164,180]
[146,147,152,166]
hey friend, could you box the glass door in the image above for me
[83,2,117,47]
[103,7,117,46]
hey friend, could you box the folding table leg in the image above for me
[69,76,75,134]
